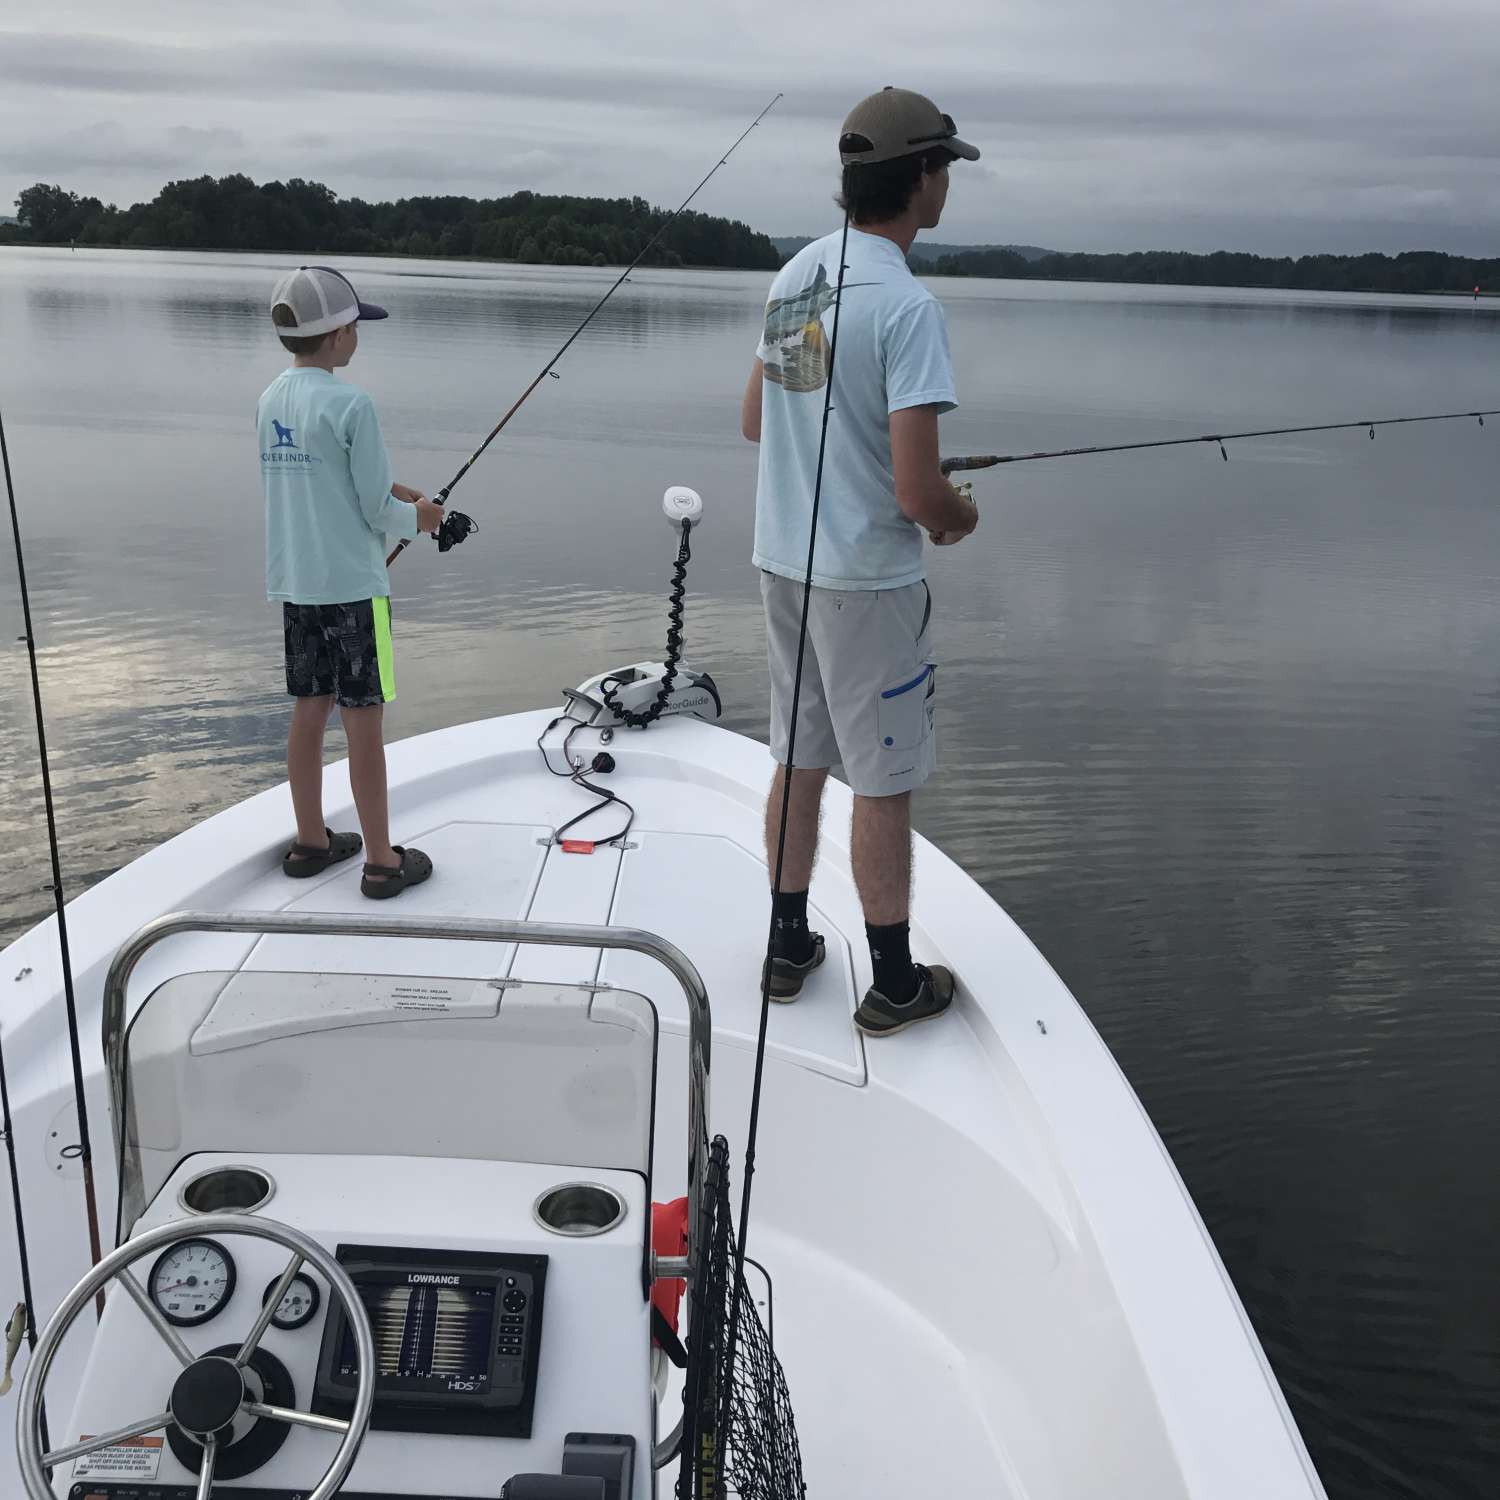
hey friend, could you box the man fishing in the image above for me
[742,87,981,1037]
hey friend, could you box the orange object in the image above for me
[651,1197,690,1343]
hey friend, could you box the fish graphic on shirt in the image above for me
[761,264,874,394]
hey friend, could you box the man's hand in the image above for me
[414,498,445,535]
[928,485,978,546]
[391,482,427,504]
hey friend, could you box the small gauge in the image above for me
[262,1271,321,1331]
[149,1237,236,1327]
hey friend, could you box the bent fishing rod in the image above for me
[940,406,1499,474]
[2,400,106,1328]
[388,91,784,567]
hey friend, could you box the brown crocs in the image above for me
[360,845,433,900]
[282,828,362,878]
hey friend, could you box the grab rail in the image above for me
[100,911,711,1322]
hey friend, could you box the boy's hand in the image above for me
[414,498,445,535]
[391,482,427,503]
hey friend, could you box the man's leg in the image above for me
[765,764,829,895]
[760,572,838,996]
[340,705,399,872]
[765,765,829,973]
[817,583,951,1032]
[287,694,334,851]
[852,790,922,1003]
[850,790,911,925]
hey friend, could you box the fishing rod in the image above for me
[704,209,854,1499]
[1,402,106,1319]
[388,91,785,567]
[0,1026,49,1451]
[940,406,1499,474]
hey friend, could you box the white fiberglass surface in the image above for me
[119,971,658,1233]
[661,1039,1192,1499]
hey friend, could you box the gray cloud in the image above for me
[2,1,1498,256]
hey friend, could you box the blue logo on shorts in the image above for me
[271,419,297,449]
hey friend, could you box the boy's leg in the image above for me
[287,694,334,850]
[340,704,399,873]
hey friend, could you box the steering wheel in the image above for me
[16,1213,375,1500]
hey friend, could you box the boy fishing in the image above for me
[258,265,443,898]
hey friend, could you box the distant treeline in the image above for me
[932,245,1497,294]
[0,175,781,270]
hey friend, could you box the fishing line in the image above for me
[711,209,852,1495]
[388,91,785,568]
[940,406,1499,473]
[1,402,106,1318]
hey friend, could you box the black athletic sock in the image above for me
[866,920,919,1002]
[770,888,813,962]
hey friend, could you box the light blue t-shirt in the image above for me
[753,227,958,591]
[257,367,418,605]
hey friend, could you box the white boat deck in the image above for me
[0,708,1326,1497]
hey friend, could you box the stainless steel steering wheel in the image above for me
[16,1213,375,1500]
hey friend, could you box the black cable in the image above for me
[940,406,1499,473]
[600,521,692,729]
[535,717,635,849]
[714,209,853,1491]
[387,93,784,568]
[1,400,106,1316]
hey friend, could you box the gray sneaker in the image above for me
[760,932,826,1002]
[854,964,954,1037]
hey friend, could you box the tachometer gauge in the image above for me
[263,1271,321,1330]
[149,1238,237,1326]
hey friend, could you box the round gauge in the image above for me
[149,1238,237,1327]
[262,1271,321,1331]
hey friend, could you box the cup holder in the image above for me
[532,1182,626,1237]
[178,1165,276,1215]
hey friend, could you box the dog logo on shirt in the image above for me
[271,419,297,449]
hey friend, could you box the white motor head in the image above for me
[663,485,704,529]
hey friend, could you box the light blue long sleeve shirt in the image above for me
[257,367,418,604]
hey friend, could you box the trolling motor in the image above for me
[563,486,721,731]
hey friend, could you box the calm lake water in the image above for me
[2,246,1498,1496]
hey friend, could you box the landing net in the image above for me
[676,1135,804,1499]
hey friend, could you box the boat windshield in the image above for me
[114,968,658,1238]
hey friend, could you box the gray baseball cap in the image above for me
[269,265,388,338]
[839,87,981,167]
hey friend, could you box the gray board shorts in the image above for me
[761,571,936,797]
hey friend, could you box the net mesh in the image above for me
[675,1135,805,1500]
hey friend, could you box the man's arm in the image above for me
[741,359,764,443]
[890,405,977,539]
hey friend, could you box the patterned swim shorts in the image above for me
[282,598,395,708]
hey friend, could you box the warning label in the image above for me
[71,1433,164,1479]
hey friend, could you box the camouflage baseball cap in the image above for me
[839,87,981,167]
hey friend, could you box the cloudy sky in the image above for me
[4,0,1498,256]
